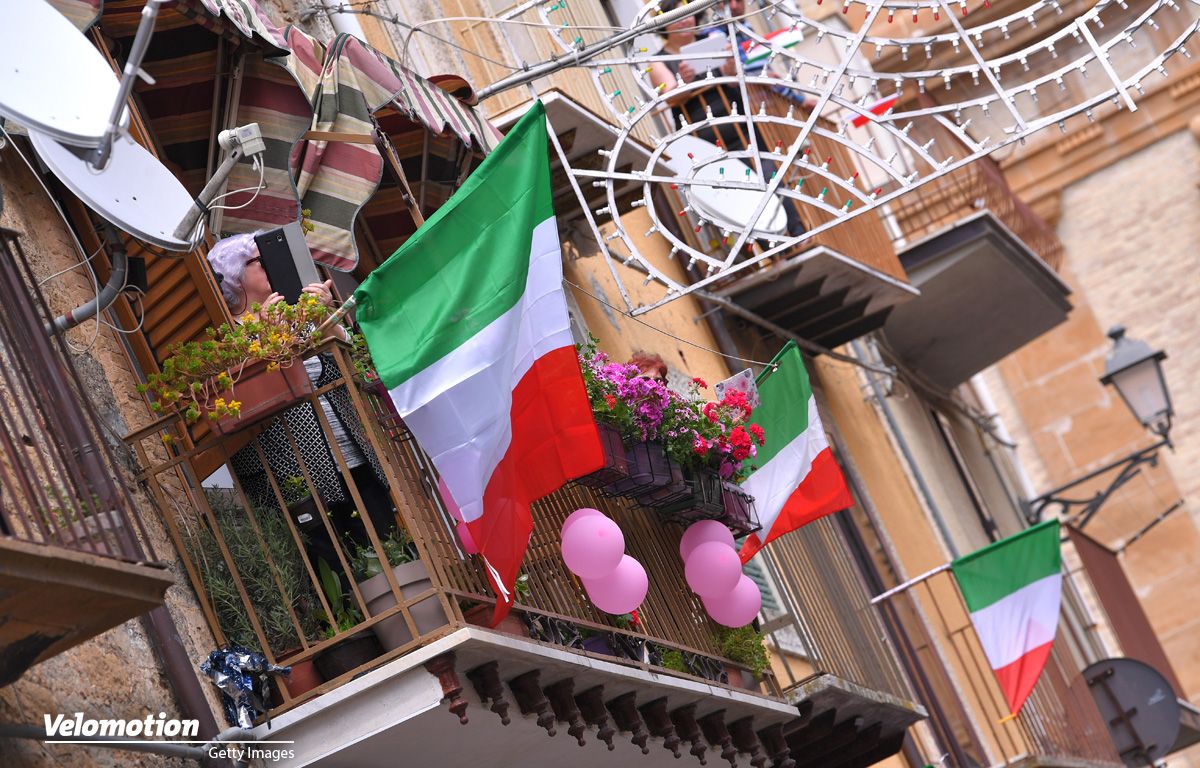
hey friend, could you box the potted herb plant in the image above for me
[188,490,325,701]
[138,294,333,434]
[280,476,323,535]
[714,625,771,691]
[348,527,450,651]
[313,557,382,680]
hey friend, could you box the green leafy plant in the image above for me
[660,648,687,673]
[137,294,332,425]
[713,625,771,679]
[280,475,312,506]
[315,557,363,638]
[188,489,322,652]
[347,527,415,583]
[349,332,379,383]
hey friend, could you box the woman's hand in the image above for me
[302,279,336,307]
[678,61,696,84]
[262,292,285,310]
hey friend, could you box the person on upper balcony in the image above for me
[648,0,809,241]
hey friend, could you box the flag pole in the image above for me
[316,294,358,338]
[869,563,952,605]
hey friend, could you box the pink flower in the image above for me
[747,423,765,446]
[692,377,708,389]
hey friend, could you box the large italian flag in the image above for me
[950,519,1062,716]
[354,101,603,625]
[737,341,852,564]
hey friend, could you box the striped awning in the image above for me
[45,0,287,52]
[273,28,502,271]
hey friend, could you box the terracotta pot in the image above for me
[313,633,381,681]
[270,648,324,706]
[463,604,526,638]
[574,422,632,490]
[213,360,314,435]
[356,560,450,651]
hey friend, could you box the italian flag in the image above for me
[951,519,1062,716]
[737,341,852,564]
[354,101,603,625]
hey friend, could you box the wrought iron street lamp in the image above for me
[1026,327,1174,528]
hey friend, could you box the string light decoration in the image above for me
[477,0,1200,315]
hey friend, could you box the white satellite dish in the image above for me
[0,0,123,147]
[29,129,196,251]
[663,134,787,237]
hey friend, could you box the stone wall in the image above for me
[0,146,221,767]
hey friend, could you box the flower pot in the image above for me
[270,648,324,706]
[356,560,449,651]
[313,633,381,681]
[728,668,761,692]
[656,469,726,525]
[582,634,617,656]
[463,604,527,638]
[718,482,761,535]
[605,441,683,499]
[575,422,631,490]
[213,360,314,436]
[287,495,323,534]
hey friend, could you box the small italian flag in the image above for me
[951,519,1062,717]
[354,101,603,625]
[850,93,899,128]
[737,341,852,564]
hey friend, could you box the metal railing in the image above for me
[0,228,152,562]
[127,343,939,715]
[761,514,914,703]
[875,569,1122,768]
[879,120,1065,272]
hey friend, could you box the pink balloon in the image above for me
[582,555,648,614]
[438,477,463,523]
[457,522,479,555]
[703,574,762,628]
[679,520,736,562]
[561,507,603,539]
[561,514,625,579]
[685,541,742,598]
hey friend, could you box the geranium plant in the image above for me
[137,295,331,424]
[578,337,766,482]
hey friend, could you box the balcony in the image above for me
[873,567,1123,768]
[125,342,924,765]
[0,229,172,686]
[879,123,1073,389]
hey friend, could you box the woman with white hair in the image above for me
[206,232,395,569]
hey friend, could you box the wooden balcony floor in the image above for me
[0,537,173,685]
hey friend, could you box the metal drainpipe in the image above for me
[851,339,959,559]
[44,223,128,335]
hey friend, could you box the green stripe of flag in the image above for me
[951,519,1061,612]
[751,341,812,467]
[354,101,554,388]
